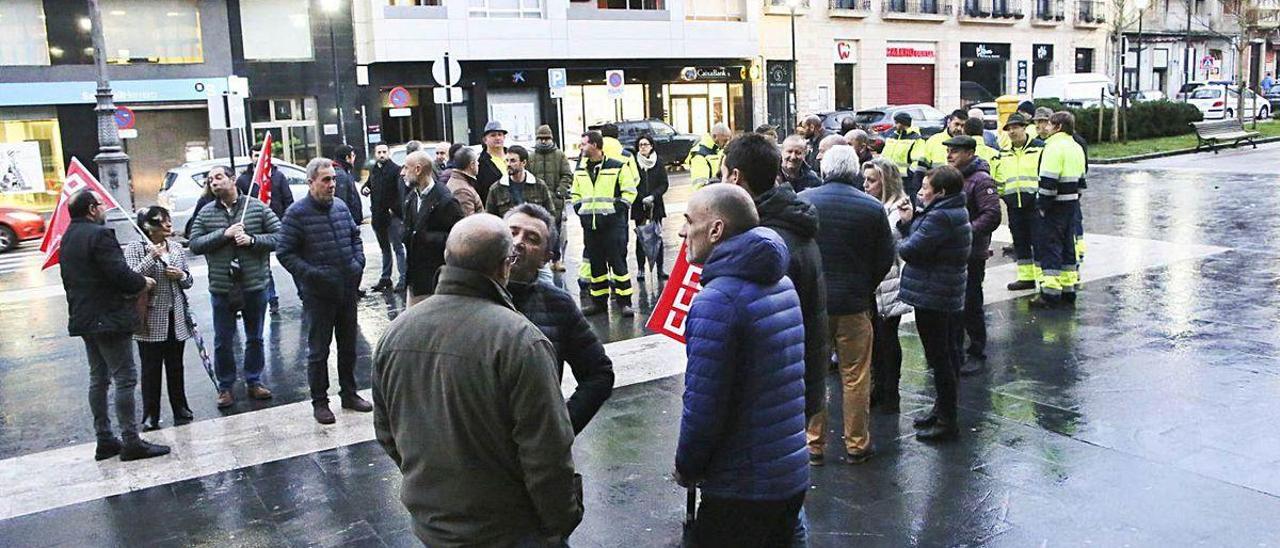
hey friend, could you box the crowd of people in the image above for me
[58,100,1086,545]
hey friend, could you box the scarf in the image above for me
[535,142,558,154]
[635,150,658,171]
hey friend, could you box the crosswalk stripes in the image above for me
[0,246,43,274]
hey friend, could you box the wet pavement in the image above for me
[2,153,1280,546]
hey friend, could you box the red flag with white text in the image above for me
[39,157,123,270]
[644,241,703,344]
[252,134,274,204]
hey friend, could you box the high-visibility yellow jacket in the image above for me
[1037,131,1086,208]
[881,127,923,180]
[993,136,1044,208]
[602,136,639,182]
[570,155,637,228]
[976,142,999,164]
[684,134,724,189]
[915,131,951,174]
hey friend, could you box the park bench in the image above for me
[1192,119,1260,153]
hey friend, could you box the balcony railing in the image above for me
[1032,0,1065,21]
[1076,0,1105,24]
[960,0,1024,18]
[883,0,953,16]
[830,0,873,12]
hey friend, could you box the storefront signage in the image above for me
[388,86,411,108]
[834,40,858,64]
[886,42,936,65]
[679,67,737,81]
[1034,44,1054,62]
[548,68,567,99]
[0,77,231,107]
[1017,60,1029,94]
[0,142,45,194]
[962,42,1011,60]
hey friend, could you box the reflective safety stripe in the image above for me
[1016,263,1039,282]
[1040,169,1061,179]
[589,287,612,297]
[1054,194,1080,201]
[1039,187,1058,196]
[612,285,635,297]
[590,274,610,283]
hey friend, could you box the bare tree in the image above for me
[1108,0,1143,141]
[1219,0,1280,123]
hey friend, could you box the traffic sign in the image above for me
[388,86,411,108]
[548,68,567,99]
[433,87,463,104]
[114,106,136,130]
[430,52,462,87]
[606,69,625,99]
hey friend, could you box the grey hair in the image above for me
[711,123,732,136]
[306,157,333,182]
[453,146,478,170]
[504,203,558,251]
[404,140,423,154]
[818,134,846,152]
[820,145,860,181]
[781,134,808,150]
[845,129,870,146]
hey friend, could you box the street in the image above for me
[2,154,1280,546]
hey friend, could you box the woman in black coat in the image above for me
[632,134,669,279]
[897,166,972,443]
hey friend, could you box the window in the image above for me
[1189,88,1221,99]
[648,121,676,137]
[594,0,665,10]
[470,0,544,18]
[0,0,51,66]
[686,0,744,20]
[388,0,442,5]
[101,0,203,64]
[241,0,313,60]
[250,98,319,166]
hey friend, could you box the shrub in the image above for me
[1031,99,1202,144]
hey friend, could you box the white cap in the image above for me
[967,108,985,121]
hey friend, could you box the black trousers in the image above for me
[303,295,359,404]
[136,317,189,422]
[916,308,960,423]
[957,257,987,358]
[692,491,805,548]
[1005,198,1041,278]
[871,314,903,407]
[582,215,632,304]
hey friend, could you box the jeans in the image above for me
[806,311,874,455]
[303,294,359,404]
[373,214,407,283]
[693,491,806,548]
[82,333,140,442]
[137,317,190,422]
[916,308,960,424]
[211,289,268,392]
[266,269,277,305]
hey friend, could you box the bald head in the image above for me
[444,214,514,282]
[817,134,847,162]
[404,150,435,187]
[693,184,759,238]
[845,129,870,147]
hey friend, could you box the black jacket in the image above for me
[402,182,466,296]
[365,160,404,221]
[508,279,615,434]
[779,163,821,194]
[755,185,829,420]
[334,162,364,225]
[633,158,668,223]
[235,167,294,220]
[476,148,505,204]
[799,176,895,315]
[277,195,366,303]
[60,218,148,336]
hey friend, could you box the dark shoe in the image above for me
[916,423,960,442]
[1028,295,1061,309]
[370,279,393,292]
[393,281,407,293]
[959,360,986,377]
[247,384,273,400]
[356,289,368,299]
[581,301,606,316]
[840,448,876,465]
[619,304,636,318]
[269,299,280,315]
[658,271,670,281]
[120,439,171,461]
[341,394,374,413]
[216,391,234,409]
[808,453,824,466]
[313,404,336,425]
[1006,280,1037,291]
[912,413,938,429]
[173,409,194,426]
[1062,292,1077,305]
[95,437,122,461]
[142,417,161,432]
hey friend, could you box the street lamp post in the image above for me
[86,0,132,212]
[788,0,804,132]
[323,0,347,146]
[1135,0,1148,95]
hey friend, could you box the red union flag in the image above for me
[645,241,703,344]
[39,158,123,270]
[251,133,274,204]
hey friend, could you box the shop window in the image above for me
[470,0,545,18]
[0,0,52,66]
[241,0,313,60]
[1075,48,1094,73]
[0,113,66,210]
[44,1,94,66]
[250,98,319,166]
[835,65,857,110]
[101,0,203,64]
[686,0,744,20]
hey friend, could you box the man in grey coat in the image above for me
[373,214,582,547]
[189,165,281,409]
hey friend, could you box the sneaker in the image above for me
[1006,280,1037,291]
[619,304,636,318]
[94,437,122,461]
[216,391,234,409]
[341,394,373,412]
[247,384,273,400]
[808,453,824,466]
[120,439,171,461]
[313,403,336,425]
[840,449,875,465]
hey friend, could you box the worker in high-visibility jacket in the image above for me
[915,109,970,178]
[880,111,925,197]
[1030,110,1087,309]
[684,123,731,188]
[1033,107,1089,274]
[576,124,642,286]
[992,112,1045,291]
[963,118,999,164]
[571,130,638,317]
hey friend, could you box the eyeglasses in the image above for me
[507,252,520,265]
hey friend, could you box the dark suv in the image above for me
[588,119,700,165]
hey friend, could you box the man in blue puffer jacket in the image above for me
[277,157,372,426]
[675,184,809,547]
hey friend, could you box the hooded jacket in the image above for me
[677,227,809,502]
[897,193,972,312]
[958,157,1002,260]
[799,177,894,315]
[755,185,829,420]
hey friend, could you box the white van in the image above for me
[1033,73,1115,103]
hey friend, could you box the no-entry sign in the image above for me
[114,106,136,130]
[388,86,411,108]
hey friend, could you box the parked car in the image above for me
[1127,90,1167,102]
[158,157,371,234]
[969,101,1000,130]
[387,141,456,167]
[1034,73,1115,103]
[818,110,858,133]
[855,104,948,137]
[1175,80,1234,101]
[587,119,699,165]
[960,81,996,108]
[0,206,45,253]
[1266,87,1280,114]
[1186,85,1270,121]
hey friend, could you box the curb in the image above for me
[1090,134,1280,165]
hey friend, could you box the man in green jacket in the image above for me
[189,165,282,409]
[528,124,574,271]
[373,214,582,547]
